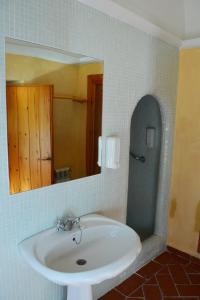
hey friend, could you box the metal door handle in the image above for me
[129,151,145,163]
[38,157,52,161]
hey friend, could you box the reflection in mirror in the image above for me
[5,39,104,194]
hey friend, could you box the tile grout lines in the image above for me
[167,264,180,297]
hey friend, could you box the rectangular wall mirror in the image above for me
[5,39,104,194]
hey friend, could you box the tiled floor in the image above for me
[99,246,200,300]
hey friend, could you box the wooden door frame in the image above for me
[86,74,103,176]
[49,85,54,183]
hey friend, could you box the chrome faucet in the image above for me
[56,216,80,232]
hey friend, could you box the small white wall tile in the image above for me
[0,0,178,299]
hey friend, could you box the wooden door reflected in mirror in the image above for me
[6,39,103,194]
[7,85,53,194]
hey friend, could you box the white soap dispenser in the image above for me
[105,136,120,169]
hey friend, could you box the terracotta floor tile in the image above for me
[143,285,162,300]
[173,255,190,265]
[191,256,200,265]
[99,248,200,300]
[154,252,177,264]
[189,274,200,284]
[164,297,198,300]
[136,261,162,278]
[145,275,157,284]
[155,252,188,265]
[128,298,144,300]
[184,262,200,273]
[116,274,145,296]
[158,265,169,274]
[156,273,178,296]
[99,289,124,300]
[129,287,144,297]
[167,246,191,261]
[169,264,190,284]
[177,284,200,296]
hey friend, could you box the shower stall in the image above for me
[127,95,162,240]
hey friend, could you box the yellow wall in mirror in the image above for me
[168,48,200,258]
[77,63,104,98]
[6,54,103,180]
[6,54,78,95]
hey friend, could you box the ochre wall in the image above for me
[168,49,200,258]
[6,54,78,95]
[6,54,103,179]
[77,63,104,98]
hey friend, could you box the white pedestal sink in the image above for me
[19,214,141,300]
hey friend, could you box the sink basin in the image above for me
[19,214,141,300]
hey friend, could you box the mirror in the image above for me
[5,39,104,194]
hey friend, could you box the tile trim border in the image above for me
[181,37,200,49]
[77,0,182,48]
[78,0,200,50]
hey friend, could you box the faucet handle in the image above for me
[65,216,80,230]
[56,218,65,231]
[56,215,81,231]
[72,217,80,225]
[64,215,80,224]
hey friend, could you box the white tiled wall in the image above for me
[0,1,178,299]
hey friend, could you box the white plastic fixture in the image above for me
[97,136,103,167]
[19,214,141,300]
[105,136,120,169]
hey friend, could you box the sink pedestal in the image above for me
[67,284,92,300]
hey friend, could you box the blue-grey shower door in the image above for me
[127,95,162,240]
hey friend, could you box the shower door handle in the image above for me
[130,151,146,163]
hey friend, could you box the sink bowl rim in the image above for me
[19,214,142,285]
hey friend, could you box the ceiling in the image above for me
[111,0,200,40]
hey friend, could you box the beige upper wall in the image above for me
[6,54,103,179]
[168,48,200,258]
[6,53,79,95]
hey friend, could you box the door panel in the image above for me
[39,86,53,187]
[28,87,42,189]
[17,87,31,192]
[7,85,53,194]
[6,86,20,194]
